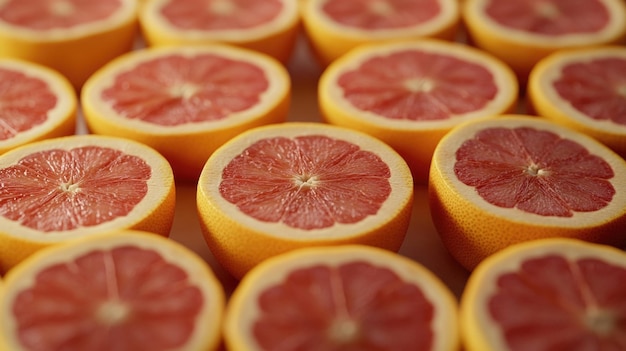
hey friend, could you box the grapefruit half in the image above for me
[196,122,414,279]
[429,115,626,271]
[0,58,76,155]
[461,238,626,351]
[81,44,291,181]
[225,244,460,351]
[0,0,138,89]
[0,135,175,273]
[0,230,225,351]
[528,45,626,159]
[319,39,518,184]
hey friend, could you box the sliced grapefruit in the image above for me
[429,115,626,271]
[0,0,138,89]
[318,39,519,184]
[462,0,626,82]
[0,230,225,351]
[225,244,460,351]
[0,135,175,273]
[0,58,76,155]
[196,122,414,279]
[81,44,291,181]
[301,0,461,66]
[528,45,626,159]
[461,237,626,351]
[139,0,301,64]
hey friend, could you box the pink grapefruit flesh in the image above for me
[219,135,392,230]
[0,0,122,30]
[336,50,497,120]
[321,0,441,30]
[0,67,56,140]
[484,0,610,35]
[552,57,626,125]
[100,54,270,126]
[253,260,435,350]
[488,254,626,350]
[160,0,283,30]
[11,245,203,350]
[0,146,150,231]
[454,126,615,217]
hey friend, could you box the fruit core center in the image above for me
[368,0,395,16]
[404,78,435,93]
[96,300,130,326]
[50,0,75,17]
[170,83,199,100]
[209,0,237,15]
[534,1,560,19]
[327,317,361,344]
[525,163,548,177]
[59,181,80,194]
[294,174,320,189]
[585,308,617,336]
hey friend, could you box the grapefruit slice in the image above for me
[196,122,414,279]
[429,115,626,271]
[0,58,76,155]
[0,230,225,351]
[0,135,175,273]
[462,0,626,82]
[81,44,291,181]
[318,39,519,184]
[528,45,626,159]
[461,237,626,351]
[0,0,138,89]
[301,0,461,66]
[139,0,301,64]
[225,244,460,351]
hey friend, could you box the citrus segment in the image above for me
[81,44,291,181]
[528,46,626,158]
[225,245,459,351]
[0,230,225,351]
[0,135,175,273]
[196,122,414,279]
[139,0,301,63]
[462,0,626,81]
[0,0,138,89]
[319,39,518,184]
[301,0,461,66]
[429,115,626,271]
[0,58,76,155]
[461,238,626,351]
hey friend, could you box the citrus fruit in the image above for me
[0,0,138,89]
[462,0,626,82]
[0,58,76,155]
[196,122,414,279]
[0,134,176,273]
[81,44,291,181]
[461,237,626,351]
[318,39,519,184]
[0,230,225,351]
[301,0,461,66]
[225,244,460,351]
[528,45,626,159]
[139,0,301,64]
[428,115,626,271]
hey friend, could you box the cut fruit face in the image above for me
[319,39,518,183]
[0,230,225,351]
[81,44,290,181]
[196,122,414,279]
[225,245,459,351]
[0,58,76,154]
[528,46,626,158]
[428,115,626,270]
[0,135,175,272]
[461,238,626,351]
